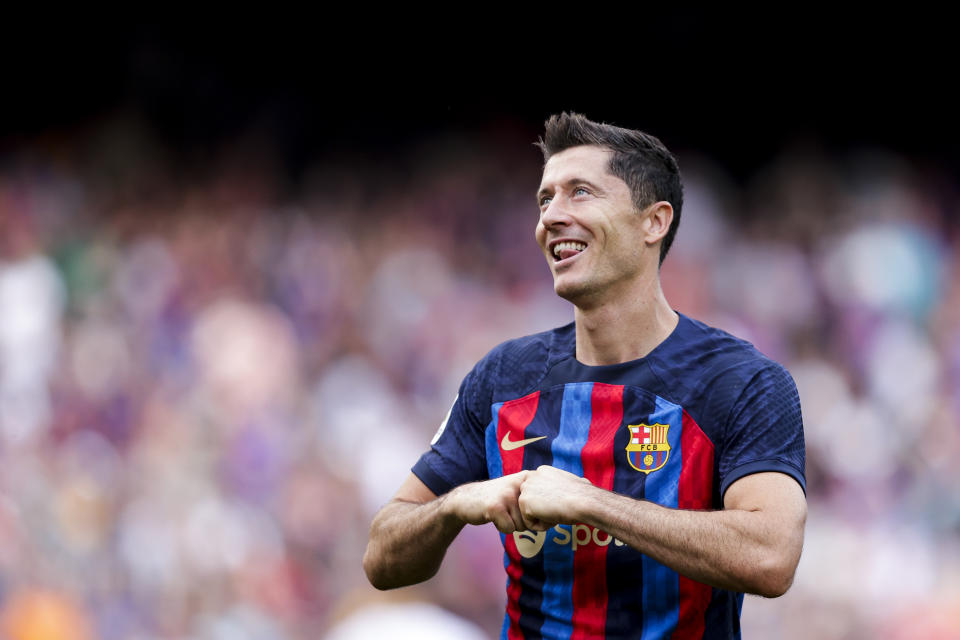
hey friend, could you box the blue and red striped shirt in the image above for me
[413,313,805,640]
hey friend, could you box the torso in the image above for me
[415,313,805,640]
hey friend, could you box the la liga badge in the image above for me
[626,423,671,474]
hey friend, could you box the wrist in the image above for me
[437,485,468,526]
[576,484,626,529]
[563,481,601,524]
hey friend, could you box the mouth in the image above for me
[551,240,587,264]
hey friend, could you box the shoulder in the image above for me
[670,313,790,382]
[656,314,799,423]
[467,322,575,399]
[482,322,574,367]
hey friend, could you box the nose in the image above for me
[539,195,573,230]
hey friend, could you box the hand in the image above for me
[443,471,531,533]
[519,465,596,531]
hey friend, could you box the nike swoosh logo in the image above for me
[501,434,547,451]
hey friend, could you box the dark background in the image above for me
[3,14,956,181]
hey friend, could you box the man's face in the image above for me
[535,145,654,305]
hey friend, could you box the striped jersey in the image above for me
[412,312,805,640]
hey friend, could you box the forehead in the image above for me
[539,145,616,188]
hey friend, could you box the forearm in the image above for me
[519,467,806,598]
[578,488,801,597]
[365,471,532,589]
[363,493,466,590]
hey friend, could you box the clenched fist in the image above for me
[519,465,596,531]
[443,471,532,533]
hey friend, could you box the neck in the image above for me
[573,274,678,366]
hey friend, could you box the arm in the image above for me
[518,466,806,598]
[363,471,531,590]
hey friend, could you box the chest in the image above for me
[484,382,715,508]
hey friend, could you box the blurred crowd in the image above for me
[0,115,958,639]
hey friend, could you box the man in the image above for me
[363,113,806,639]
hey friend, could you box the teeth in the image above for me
[552,241,587,258]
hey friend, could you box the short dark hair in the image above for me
[535,112,683,266]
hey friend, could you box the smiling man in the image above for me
[363,113,807,640]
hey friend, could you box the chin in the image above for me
[553,278,590,304]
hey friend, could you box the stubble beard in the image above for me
[552,257,646,311]
[552,269,604,309]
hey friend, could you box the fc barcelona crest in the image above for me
[626,423,671,474]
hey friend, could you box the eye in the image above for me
[573,186,589,197]
[539,195,553,207]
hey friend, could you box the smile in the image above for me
[552,241,587,262]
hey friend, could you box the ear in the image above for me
[643,201,674,246]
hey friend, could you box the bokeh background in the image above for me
[1,18,958,640]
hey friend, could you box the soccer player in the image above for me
[363,113,807,639]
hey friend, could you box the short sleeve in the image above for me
[718,363,806,499]
[411,364,491,496]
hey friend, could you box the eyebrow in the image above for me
[537,178,603,203]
